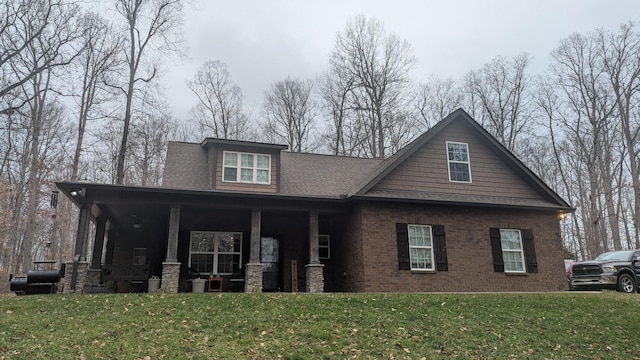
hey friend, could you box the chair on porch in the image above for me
[206,274,223,292]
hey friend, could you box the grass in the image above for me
[1,292,639,359]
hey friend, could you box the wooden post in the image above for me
[291,260,298,293]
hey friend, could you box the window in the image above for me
[408,225,434,271]
[491,228,538,274]
[223,151,271,184]
[499,229,526,273]
[189,232,242,275]
[446,142,471,183]
[132,248,146,266]
[319,235,330,259]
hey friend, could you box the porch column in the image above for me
[245,209,263,292]
[68,201,91,293]
[86,216,107,286]
[306,211,324,293]
[161,206,181,293]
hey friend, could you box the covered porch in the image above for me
[56,182,348,294]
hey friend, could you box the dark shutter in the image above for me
[521,229,538,273]
[396,223,410,270]
[433,225,448,271]
[490,227,504,272]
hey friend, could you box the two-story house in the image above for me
[57,109,573,293]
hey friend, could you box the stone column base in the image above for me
[161,262,181,293]
[63,261,89,294]
[305,263,325,293]
[244,263,263,293]
[86,268,102,285]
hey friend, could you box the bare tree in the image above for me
[113,0,183,184]
[413,75,464,129]
[262,77,317,152]
[127,87,175,186]
[327,15,416,158]
[71,12,122,181]
[599,23,640,249]
[548,32,619,257]
[186,60,252,140]
[464,53,533,152]
[0,0,81,114]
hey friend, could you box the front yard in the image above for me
[1,292,639,359]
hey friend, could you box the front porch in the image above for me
[57,183,348,294]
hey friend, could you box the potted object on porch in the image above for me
[192,278,206,293]
[148,276,161,293]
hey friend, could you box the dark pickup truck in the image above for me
[569,250,640,293]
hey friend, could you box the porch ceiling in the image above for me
[56,181,348,236]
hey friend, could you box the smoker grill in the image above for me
[9,262,64,295]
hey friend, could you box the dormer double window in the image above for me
[223,151,271,184]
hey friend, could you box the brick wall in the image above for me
[349,202,566,292]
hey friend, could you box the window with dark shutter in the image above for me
[490,228,537,274]
[396,223,410,270]
[433,225,448,271]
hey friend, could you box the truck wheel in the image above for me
[617,274,637,293]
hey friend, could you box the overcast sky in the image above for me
[162,0,640,122]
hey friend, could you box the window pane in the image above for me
[224,152,237,166]
[256,169,269,183]
[240,168,253,181]
[500,230,522,250]
[408,225,431,247]
[217,254,237,274]
[191,254,213,274]
[448,143,468,161]
[218,233,241,253]
[449,163,470,182]
[410,248,432,270]
[503,251,524,272]
[224,167,237,181]
[257,155,270,169]
[191,233,215,252]
[241,154,253,167]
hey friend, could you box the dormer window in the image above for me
[223,151,271,184]
[447,142,471,183]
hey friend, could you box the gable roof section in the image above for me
[348,108,573,211]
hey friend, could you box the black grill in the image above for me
[572,264,602,276]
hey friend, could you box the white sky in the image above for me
[162,0,640,122]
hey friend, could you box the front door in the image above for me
[261,236,279,291]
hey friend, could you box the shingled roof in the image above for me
[161,109,572,211]
[280,152,381,197]
[161,140,381,198]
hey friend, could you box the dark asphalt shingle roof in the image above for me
[161,142,382,197]
[280,152,382,197]
[162,142,210,190]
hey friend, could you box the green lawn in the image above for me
[1,292,639,359]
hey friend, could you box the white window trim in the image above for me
[500,229,526,273]
[189,231,243,276]
[319,234,330,260]
[222,151,271,185]
[446,141,472,183]
[408,224,435,271]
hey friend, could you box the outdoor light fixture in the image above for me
[558,212,567,221]
[70,191,78,196]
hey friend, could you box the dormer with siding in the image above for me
[162,138,288,193]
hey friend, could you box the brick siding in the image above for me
[348,202,566,292]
